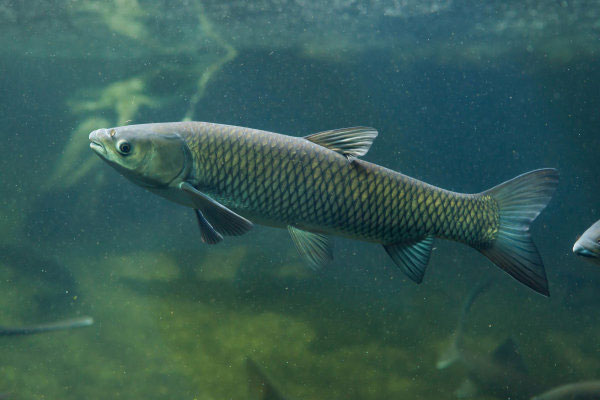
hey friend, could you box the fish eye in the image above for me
[117,140,131,155]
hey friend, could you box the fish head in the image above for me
[89,125,191,188]
[573,219,600,265]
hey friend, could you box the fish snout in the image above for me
[89,129,108,155]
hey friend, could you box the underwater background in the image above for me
[0,1,599,399]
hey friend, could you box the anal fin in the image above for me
[384,236,434,283]
[288,226,333,270]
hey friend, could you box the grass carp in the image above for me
[89,122,558,295]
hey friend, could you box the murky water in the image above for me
[0,1,599,399]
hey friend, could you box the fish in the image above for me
[0,316,93,399]
[246,358,287,400]
[89,122,558,295]
[436,278,493,371]
[573,219,600,265]
[531,381,600,400]
[0,316,94,336]
[436,280,541,398]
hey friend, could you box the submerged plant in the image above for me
[45,117,110,190]
[70,77,159,125]
[48,0,239,191]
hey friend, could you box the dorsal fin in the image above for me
[304,127,378,159]
[492,338,527,373]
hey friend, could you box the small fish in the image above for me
[246,358,287,400]
[531,381,600,400]
[573,219,600,265]
[437,280,541,398]
[0,316,94,336]
[89,122,558,295]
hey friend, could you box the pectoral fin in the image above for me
[180,182,253,237]
[288,226,333,270]
[194,209,223,244]
[383,236,434,283]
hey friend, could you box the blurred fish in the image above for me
[0,316,93,399]
[0,316,94,336]
[436,279,493,370]
[437,281,540,398]
[573,219,600,265]
[531,381,600,400]
[246,358,287,400]
[89,122,558,295]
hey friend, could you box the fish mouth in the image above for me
[575,248,598,259]
[573,242,598,259]
[89,140,106,155]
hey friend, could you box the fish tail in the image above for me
[478,168,559,296]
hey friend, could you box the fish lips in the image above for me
[89,141,106,155]
[573,242,600,261]
[89,129,108,156]
[575,248,598,259]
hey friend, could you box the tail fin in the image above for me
[480,168,559,296]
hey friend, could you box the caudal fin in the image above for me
[479,169,558,296]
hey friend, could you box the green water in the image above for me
[1,1,599,399]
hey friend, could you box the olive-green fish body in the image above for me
[89,121,558,295]
[184,123,497,248]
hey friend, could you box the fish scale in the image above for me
[185,122,498,247]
